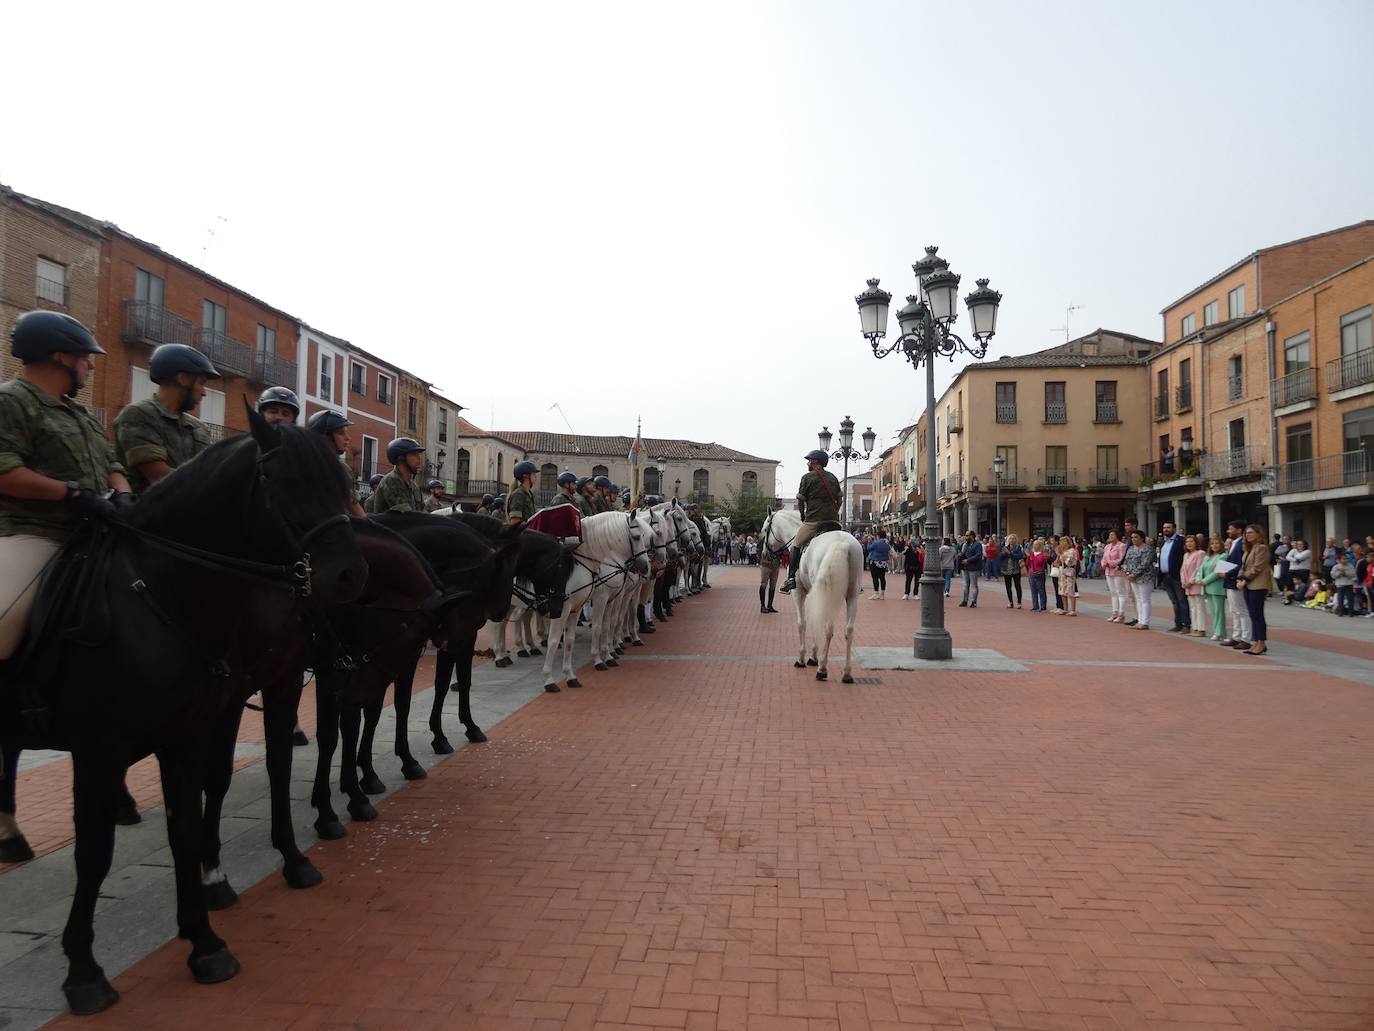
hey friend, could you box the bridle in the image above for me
[761,510,795,560]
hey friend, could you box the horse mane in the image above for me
[579,511,631,560]
[765,509,801,549]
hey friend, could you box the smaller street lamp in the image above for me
[674,477,681,499]
[820,416,875,527]
[992,453,1006,541]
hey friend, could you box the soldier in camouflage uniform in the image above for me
[778,449,843,594]
[368,437,427,514]
[306,409,367,518]
[114,343,220,494]
[424,479,447,512]
[552,471,579,509]
[575,477,595,517]
[505,460,538,525]
[590,475,611,513]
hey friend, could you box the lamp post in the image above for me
[819,417,876,528]
[856,246,1002,660]
[655,456,666,499]
[993,453,1005,542]
[674,477,681,499]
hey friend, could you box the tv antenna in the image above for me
[1052,303,1084,343]
[548,402,576,434]
[200,215,229,265]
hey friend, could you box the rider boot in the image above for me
[778,546,802,593]
[759,585,767,612]
[767,580,778,612]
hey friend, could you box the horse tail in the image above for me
[804,538,851,641]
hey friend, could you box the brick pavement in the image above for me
[33,566,1374,1030]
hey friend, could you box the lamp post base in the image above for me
[914,568,951,659]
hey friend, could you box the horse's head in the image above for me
[246,407,368,604]
[626,512,650,577]
[516,529,575,616]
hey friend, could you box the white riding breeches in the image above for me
[0,535,60,660]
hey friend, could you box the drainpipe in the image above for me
[1266,312,1278,486]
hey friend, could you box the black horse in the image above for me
[0,410,367,1015]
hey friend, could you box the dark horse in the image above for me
[0,409,367,1015]
[354,511,570,791]
[312,513,528,830]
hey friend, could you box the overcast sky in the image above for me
[5,1,1372,490]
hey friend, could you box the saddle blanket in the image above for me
[527,503,581,541]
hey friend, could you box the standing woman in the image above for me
[938,536,956,596]
[901,536,923,599]
[867,530,891,598]
[1101,529,1128,622]
[1122,530,1157,630]
[1236,525,1272,655]
[1198,535,1229,640]
[1002,533,1025,608]
[1025,537,1050,611]
[1284,539,1312,605]
[1058,536,1080,616]
[1181,534,1206,636]
[1049,535,1064,612]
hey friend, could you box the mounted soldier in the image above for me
[306,409,366,517]
[113,343,220,494]
[475,492,495,515]
[553,471,579,508]
[367,438,426,514]
[506,460,538,525]
[591,475,611,513]
[575,477,595,517]
[424,479,447,512]
[778,448,843,594]
[256,386,299,426]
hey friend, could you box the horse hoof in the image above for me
[348,799,378,822]
[806,658,818,667]
[283,859,323,889]
[292,729,310,747]
[528,647,542,655]
[815,670,828,681]
[516,649,529,658]
[188,946,240,985]
[841,674,855,684]
[594,662,607,671]
[606,658,619,668]
[544,683,561,693]
[432,735,455,754]
[465,727,488,744]
[203,879,238,911]
[314,819,346,840]
[114,802,142,826]
[494,656,513,668]
[359,773,386,795]
[632,640,645,647]
[794,661,806,669]
[567,678,583,689]
[0,834,35,863]
[401,759,428,780]
[63,974,119,1015]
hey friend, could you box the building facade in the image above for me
[296,328,400,485]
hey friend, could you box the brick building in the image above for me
[296,327,401,485]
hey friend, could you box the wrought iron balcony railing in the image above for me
[1087,466,1131,490]
[1326,350,1374,393]
[253,351,298,388]
[122,299,193,347]
[36,274,68,307]
[1043,401,1067,424]
[988,465,1027,489]
[1265,450,1374,496]
[949,409,964,433]
[1227,372,1243,401]
[1200,445,1264,481]
[1094,401,1119,423]
[1272,367,1316,407]
[1035,467,1078,490]
[193,328,254,377]
[995,402,1017,424]
[1175,383,1193,413]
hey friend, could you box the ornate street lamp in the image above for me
[856,247,1002,660]
[820,416,876,527]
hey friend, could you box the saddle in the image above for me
[527,503,582,541]
[810,520,843,537]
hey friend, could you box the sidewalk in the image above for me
[11,565,1374,1030]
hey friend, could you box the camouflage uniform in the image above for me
[506,485,537,523]
[577,492,595,517]
[424,494,447,512]
[369,467,427,514]
[113,396,214,495]
[794,469,843,551]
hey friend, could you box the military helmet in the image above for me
[427,478,444,491]
[149,343,221,384]
[257,385,300,417]
[593,475,611,489]
[10,310,105,363]
[803,449,830,467]
[513,460,538,480]
[481,493,495,505]
[306,409,352,435]
[386,437,424,465]
[576,476,591,491]
[369,473,384,488]
[557,471,577,487]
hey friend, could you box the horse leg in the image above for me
[58,751,123,1014]
[453,636,486,742]
[392,650,426,779]
[157,743,240,988]
[841,582,859,685]
[526,609,542,654]
[429,647,456,753]
[540,608,566,693]
[817,625,832,681]
[0,745,35,863]
[339,701,376,823]
[494,614,513,667]
[262,675,321,887]
[198,703,243,911]
[794,586,810,668]
[310,678,346,839]
[357,694,387,795]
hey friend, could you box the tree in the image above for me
[709,484,772,536]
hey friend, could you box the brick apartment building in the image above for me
[296,327,402,484]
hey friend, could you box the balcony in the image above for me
[1326,350,1374,394]
[1035,467,1078,490]
[1094,400,1119,423]
[995,402,1017,424]
[122,300,193,347]
[949,409,964,433]
[1175,382,1193,413]
[938,477,949,498]
[1265,450,1374,497]
[1140,453,1203,489]
[988,465,1027,490]
[192,328,253,377]
[453,479,503,499]
[250,351,295,387]
[1087,466,1131,490]
[1200,445,1264,481]
[1227,372,1243,401]
[1043,401,1067,424]
[1272,367,1316,408]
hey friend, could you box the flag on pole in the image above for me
[628,417,648,503]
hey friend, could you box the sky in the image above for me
[4,0,1372,491]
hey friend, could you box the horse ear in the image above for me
[246,399,279,452]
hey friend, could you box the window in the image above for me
[35,257,67,306]
[256,324,275,356]
[995,382,1016,423]
[1286,422,1312,464]
[742,470,758,493]
[1095,380,1118,422]
[1157,368,1169,394]
[199,387,226,428]
[1228,418,1246,450]
[1341,305,1372,356]
[693,468,709,498]
[318,352,333,400]
[945,403,952,443]
[377,373,393,405]
[136,268,165,307]
[1044,446,1068,487]
[644,467,661,494]
[1227,355,1243,400]
[995,445,1017,482]
[1203,300,1219,326]
[539,463,558,492]
[1177,357,1193,410]
[1095,381,1117,402]
[1181,313,1196,337]
[496,453,504,484]
[1283,331,1310,373]
[1179,357,1192,387]
[350,361,366,396]
[438,408,449,442]
[202,300,226,333]
[592,464,608,479]
[1044,381,1066,423]
[1344,407,1374,455]
[1096,445,1119,485]
[454,448,470,486]
[1158,434,1170,462]
[406,396,418,431]
[1228,285,1246,319]
[362,436,378,479]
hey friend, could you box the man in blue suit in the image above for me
[1158,520,1190,632]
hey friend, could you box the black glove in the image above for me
[111,491,137,514]
[66,487,118,521]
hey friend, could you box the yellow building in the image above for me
[932,330,1157,541]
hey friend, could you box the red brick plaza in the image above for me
[43,567,1374,1031]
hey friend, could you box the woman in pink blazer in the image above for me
[1100,529,1129,623]
[1181,534,1207,637]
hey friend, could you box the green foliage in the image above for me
[709,485,772,536]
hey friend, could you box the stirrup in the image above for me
[778,578,796,594]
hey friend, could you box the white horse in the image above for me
[592,506,660,666]
[760,509,862,683]
[539,510,650,692]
